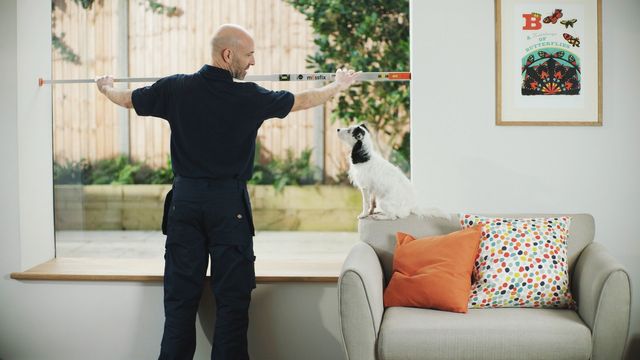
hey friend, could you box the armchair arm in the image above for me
[338,242,385,360]
[573,242,631,360]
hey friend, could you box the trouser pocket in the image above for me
[161,188,173,235]
[211,241,257,295]
[236,243,256,289]
[203,193,253,245]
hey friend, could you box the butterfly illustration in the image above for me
[568,55,577,65]
[560,19,577,28]
[543,9,563,24]
[563,33,580,47]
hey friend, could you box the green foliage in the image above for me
[53,159,92,184]
[287,0,410,152]
[147,156,175,184]
[54,150,319,189]
[390,131,410,174]
[327,170,351,186]
[53,156,174,185]
[249,140,274,185]
[51,33,81,65]
[142,0,181,16]
[250,163,274,185]
[89,156,139,184]
[249,146,320,192]
[269,149,318,192]
[397,131,410,161]
[70,0,95,10]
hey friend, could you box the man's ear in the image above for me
[223,48,232,63]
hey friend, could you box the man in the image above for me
[95,24,359,360]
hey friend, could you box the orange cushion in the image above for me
[383,226,482,313]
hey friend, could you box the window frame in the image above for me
[13,0,411,282]
[15,0,55,272]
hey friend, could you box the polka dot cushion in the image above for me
[460,214,576,309]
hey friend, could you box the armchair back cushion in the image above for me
[358,214,594,284]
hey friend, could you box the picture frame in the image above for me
[495,0,602,126]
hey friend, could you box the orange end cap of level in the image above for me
[387,72,411,80]
[38,78,44,87]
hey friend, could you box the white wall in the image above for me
[0,280,342,360]
[2,0,638,359]
[411,0,640,357]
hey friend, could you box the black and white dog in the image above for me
[337,123,430,220]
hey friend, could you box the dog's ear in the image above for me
[359,123,369,132]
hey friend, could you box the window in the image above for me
[51,0,409,264]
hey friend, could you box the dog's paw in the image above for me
[357,213,369,219]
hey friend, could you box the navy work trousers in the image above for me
[158,176,256,360]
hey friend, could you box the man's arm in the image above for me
[95,75,133,109]
[290,68,360,112]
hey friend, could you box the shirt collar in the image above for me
[198,65,234,83]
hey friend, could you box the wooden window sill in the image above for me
[10,257,342,283]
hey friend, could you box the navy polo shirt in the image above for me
[131,65,294,180]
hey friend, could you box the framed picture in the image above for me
[496,0,602,126]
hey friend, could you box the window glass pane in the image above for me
[52,0,409,260]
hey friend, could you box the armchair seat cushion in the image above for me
[378,307,591,360]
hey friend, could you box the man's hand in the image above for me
[290,67,361,112]
[94,75,133,109]
[95,75,114,95]
[334,68,361,90]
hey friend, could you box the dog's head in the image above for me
[337,123,371,147]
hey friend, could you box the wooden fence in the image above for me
[52,0,350,180]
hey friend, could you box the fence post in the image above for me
[117,0,130,158]
[313,89,325,182]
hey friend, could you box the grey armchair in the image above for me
[338,214,630,360]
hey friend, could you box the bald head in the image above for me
[211,24,252,55]
[210,24,255,79]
